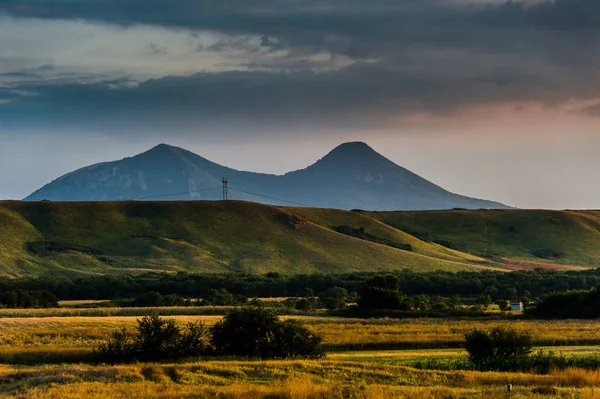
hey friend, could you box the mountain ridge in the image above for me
[25,142,508,210]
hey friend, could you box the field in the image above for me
[5,315,600,355]
[3,201,600,278]
[4,360,600,398]
[1,313,600,398]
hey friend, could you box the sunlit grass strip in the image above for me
[2,317,600,353]
[2,361,600,398]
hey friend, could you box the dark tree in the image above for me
[465,326,533,368]
[210,307,323,358]
[358,274,404,309]
[318,287,348,310]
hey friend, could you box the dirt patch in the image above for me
[500,259,589,271]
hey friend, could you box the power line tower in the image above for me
[486,220,493,258]
[222,177,228,200]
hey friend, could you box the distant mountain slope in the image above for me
[0,201,494,278]
[368,209,600,268]
[25,142,507,211]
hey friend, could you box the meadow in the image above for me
[1,314,600,362]
[1,311,600,397]
[2,353,600,398]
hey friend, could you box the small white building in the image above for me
[510,301,523,312]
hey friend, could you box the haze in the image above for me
[1,0,599,209]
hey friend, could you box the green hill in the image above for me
[0,201,493,278]
[367,209,600,268]
[2,201,598,278]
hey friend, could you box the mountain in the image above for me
[25,142,508,210]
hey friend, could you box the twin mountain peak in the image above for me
[25,142,507,210]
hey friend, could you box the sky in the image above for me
[1,0,599,209]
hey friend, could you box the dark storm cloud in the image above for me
[1,57,596,132]
[2,0,600,132]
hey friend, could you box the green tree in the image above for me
[358,274,404,310]
[319,287,348,310]
[202,288,240,306]
[464,326,533,369]
[210,307,323,358]
[476,295,492,309]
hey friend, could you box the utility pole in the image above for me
[222,177,228,200]
[486,220,493,258]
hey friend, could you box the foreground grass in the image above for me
[2,360,600,398]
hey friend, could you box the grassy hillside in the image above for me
[0,201,491,278]
[368,209,600,267]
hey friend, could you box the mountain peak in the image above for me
[146,143,179,153]
[329,141,375,155]
[318,141,385,165]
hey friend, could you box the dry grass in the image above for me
[1,315,600,397]
[2,316,600,355]
[1,361,600,398]
[0,307,234,318]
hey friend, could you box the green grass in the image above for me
[0,201,493,277]
[2,201,599,277]
[367,209,600,267]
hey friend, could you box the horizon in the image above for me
[2,0,600,209]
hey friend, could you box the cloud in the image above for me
[2,0,600,134]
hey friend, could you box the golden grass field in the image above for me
[2,315,600,350]
[2,314,600,398]
[3,359,600,398]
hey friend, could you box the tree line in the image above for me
[1,268,598,302]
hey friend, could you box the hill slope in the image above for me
[0,200,494,278]
[25,142,507,211]
[368,209,600,268]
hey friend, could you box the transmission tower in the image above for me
[222,178,228,200]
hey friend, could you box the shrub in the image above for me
[532,248,564,260]
[131,291,188,307]
[318,287,348,310]
[465,326,533,370]
[495,299,510,311]
[475,295,492,309]
[294,298,317,311]
[210,306,323,358]
[202,288,244,306]
[95,314,208,363]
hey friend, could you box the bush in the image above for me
[294,298,317,312]
[495,299,510,311]
[464,326,533,370]
[131,291,188,307]
[475,295,492,309]
[210,307,323,358]
[318,287,348,310]
[532,248,564,260]
[95,314,208,363]
[202,288,244,306]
